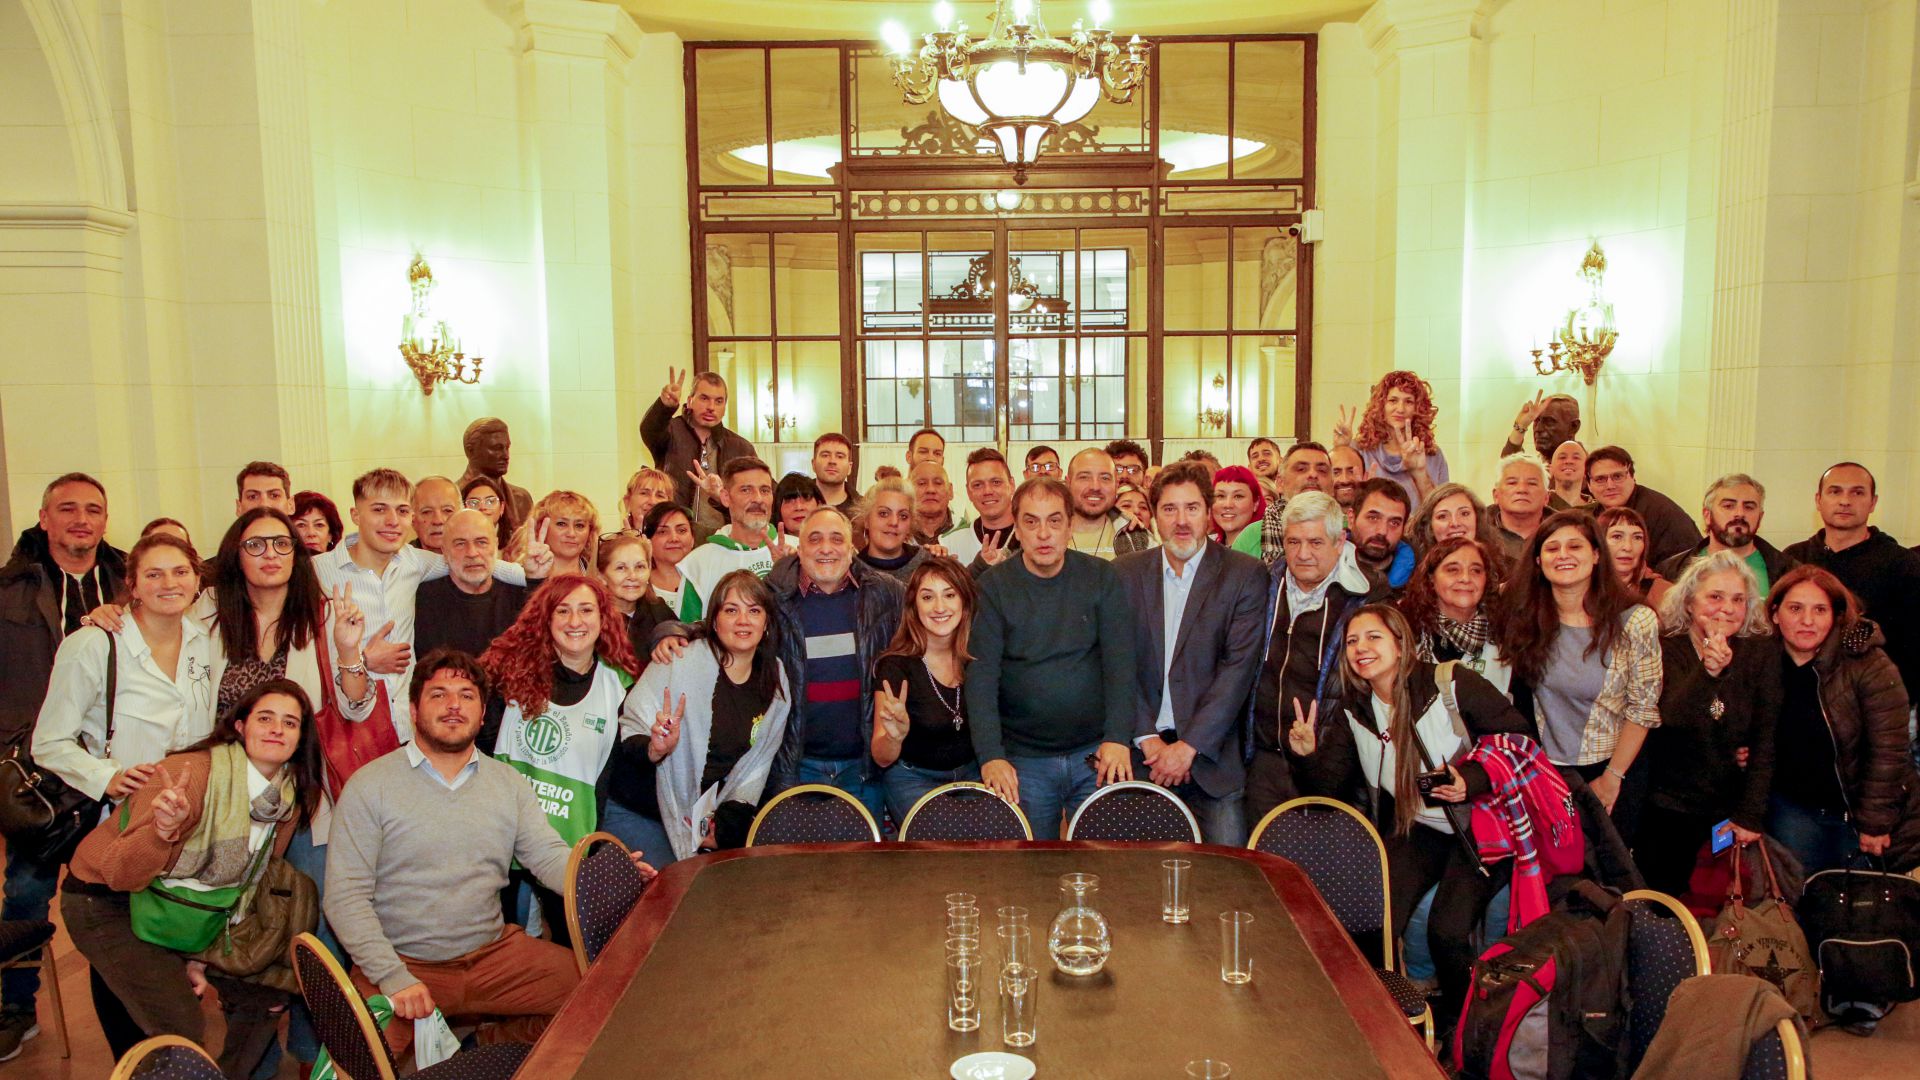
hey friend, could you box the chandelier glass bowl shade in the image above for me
[882,0,1149,182]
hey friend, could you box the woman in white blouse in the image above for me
[33,532,218,803]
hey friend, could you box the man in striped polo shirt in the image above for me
[766,507,905,826]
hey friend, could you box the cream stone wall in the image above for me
[2,0,1915,548]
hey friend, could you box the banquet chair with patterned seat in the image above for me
[747,783,881,846]
[1622,889,1711,1072]
[899,782,1033,841]
[1064,780,1201,842]
[290,932,533,1080]
[1249,797,1434,1048]
[109,1035,221,1080]
[1742,1018,1806,1080]
[565,831,649,973]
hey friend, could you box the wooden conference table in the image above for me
[522,841,1446,1079]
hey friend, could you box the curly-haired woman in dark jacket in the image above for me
[1765,565,1920,873]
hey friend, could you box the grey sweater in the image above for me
[323,747,571,995]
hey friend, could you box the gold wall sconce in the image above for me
[399,254,483,395]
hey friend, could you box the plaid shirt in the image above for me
[1573,604,1663,765]
[1257,497,1288,565]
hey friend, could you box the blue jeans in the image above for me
[798,756,891,834]
[1767,794,1858,876]
[1007,744,1101,841]
[601,800,679,868]
[1173,782,1247,847]
[883,761,982,826]
[1,847,60,1013]
[277,828,336,1067]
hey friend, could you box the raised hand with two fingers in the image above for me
[660,366,687,409]
[647,689,686,763]
[522,519,556,578]
[875,680,911,743]
[149,761,194,842]
[1330,404,1358,447]
[1286,699,1319,757]
[328,584,366,659]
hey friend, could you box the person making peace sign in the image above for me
[870,558,983,824]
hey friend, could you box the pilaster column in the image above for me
[1359,0,1490,445]
[515,0,641,494]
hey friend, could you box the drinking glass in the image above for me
[947,950,981,1032]
[1161,859,1192,924]
[996,923,1033,969]
[947,908,981,942]
[1185,1061,1232,1078]
[945,892,977,911]
[1219,911,1254,985]
[996,904,1029,929]
[999,962,1038,1048]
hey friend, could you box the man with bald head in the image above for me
[1502,392,1581,459]
[458,418,533,525]
[411,476,461,553]
[1067,447,1150,560]
[414,509,528,665]
[909,460,963,546]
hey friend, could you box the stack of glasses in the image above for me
[941,894,1039,1048]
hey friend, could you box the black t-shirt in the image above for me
[415,577,528,660]
[704,661,775,793]
[875,653,974,771]
[1773,656,1844,812]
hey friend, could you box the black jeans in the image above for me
[1244,748,1299,832]
[1388,823,1509,1024]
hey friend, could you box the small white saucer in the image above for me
[950,1051,1037,1080]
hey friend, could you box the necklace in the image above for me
[923,657,965,731]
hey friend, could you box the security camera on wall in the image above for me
[1292,209,1324,245]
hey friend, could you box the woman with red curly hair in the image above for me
[479,573,639,937]
[1333,370,1450,509]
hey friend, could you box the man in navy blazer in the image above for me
[1114,461,1270,846]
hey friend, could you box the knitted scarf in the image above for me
[164,742,294,917]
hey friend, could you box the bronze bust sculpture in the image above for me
[458,417,533,527]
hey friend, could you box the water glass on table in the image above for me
[946,946,982,1032]
[1161,859,1191,924]
[1185,1060,1232,1078]
[999,962,1038,1048]
[996,923,1033,969]
[1219,911,1253,985]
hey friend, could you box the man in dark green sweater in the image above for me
[968,477,1137,839]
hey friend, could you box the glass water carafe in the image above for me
[1047,872,1111,976]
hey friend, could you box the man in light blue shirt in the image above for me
[1113,461,1270,845]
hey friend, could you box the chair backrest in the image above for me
[899,782,1033,841]
[110,1035,223,1080]
[565,831,647,974]
[747,784,881,846]
[1065,781,1202,842]
[290,931,396,1080]
[1622,890,1712,1070]
[1249,797,1392,965]
[1741,1017,1807,1080]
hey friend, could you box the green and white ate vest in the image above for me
[492,662,633,848]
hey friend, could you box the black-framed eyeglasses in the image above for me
[240,536,296,557]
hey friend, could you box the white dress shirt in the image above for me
[312,537,526,741]
[1138,543,1205,746]
[32,616,218,800]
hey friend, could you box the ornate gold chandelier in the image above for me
[398,254,483,395]
[882,0,1149,183]
[1529,241,1618,386]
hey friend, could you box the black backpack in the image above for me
[1452,880,1632,1080]
[1799,860,1920,1017]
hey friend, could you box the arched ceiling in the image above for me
[616,0,1366,41]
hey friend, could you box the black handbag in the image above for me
[1800,857,1920,1012]
[0,634,116,863]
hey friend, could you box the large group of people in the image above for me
[3,367,1918,1073]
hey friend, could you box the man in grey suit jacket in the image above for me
[1114,461,1270,846]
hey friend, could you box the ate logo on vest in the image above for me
[521,713,572,761]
